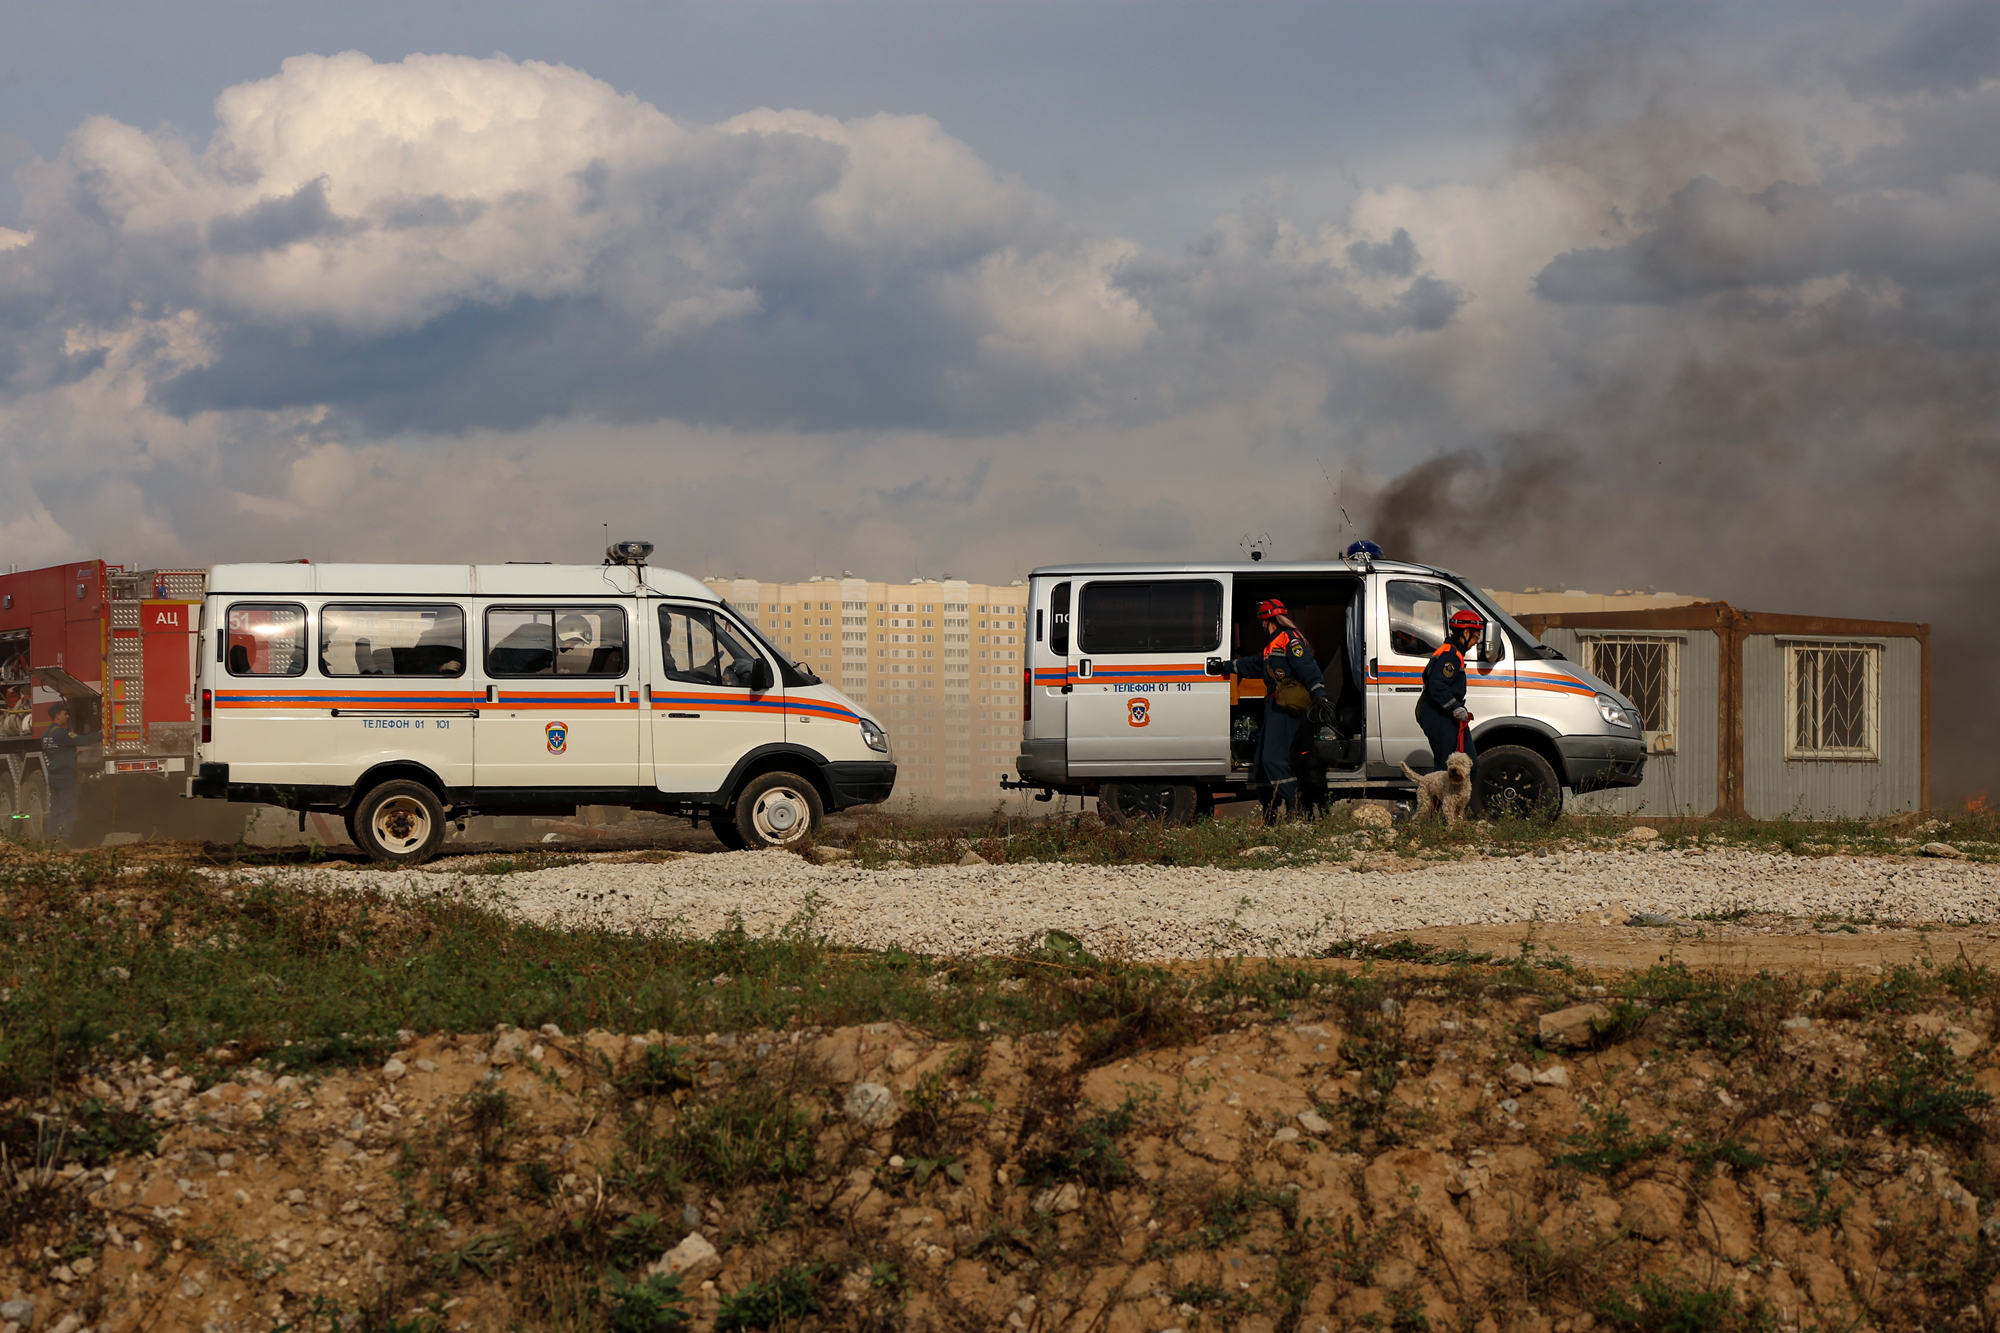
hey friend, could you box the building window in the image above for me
[1579,634,1679,754]
[1786,641,1880,762]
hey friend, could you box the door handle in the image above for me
[1076,659,1092,679]
[485,685,497,704]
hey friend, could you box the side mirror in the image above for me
[1477,624,1499,663]
[747,658,774,692]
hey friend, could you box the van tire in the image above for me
[711,817,748,851]
[1475,746,1562,823]
[351,780,446,864]
[731,772,822,850]
[1098,782,1197,828]
[16,772,46,841]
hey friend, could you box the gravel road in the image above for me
[236,847,2000,961]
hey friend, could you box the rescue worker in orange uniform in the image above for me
[1418,608,1484,783]
[1207,599,1328,819]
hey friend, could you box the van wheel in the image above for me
[16,773,46,841]
[351,780,446,864]
[1099,782,1197,828]
[731,773,823,849]
[1476,746,1562,823]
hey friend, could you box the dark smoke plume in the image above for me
[1359,2,2000,804]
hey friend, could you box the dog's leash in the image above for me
[1457,717,1468,753]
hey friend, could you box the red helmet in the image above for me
[1449,609,1484,632]
[1256,598,1288,620]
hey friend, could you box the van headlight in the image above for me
[860,718,891,754]
[1596,694,1635,729]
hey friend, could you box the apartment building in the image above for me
[701,575,1027,807]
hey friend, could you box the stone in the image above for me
[381,1058,407,1082]
[1619,1180,1685,1240]
[1921,842,1967,859]
[655,1232,722,1283]
[681,1204,703,1229]
[491,1028,531,1065]
[1031,1182,1082,1214]
[1273,1127,1300,1142]
[1532,1066,1571,1088]
[1538,1002,1610,1050]
[1350,804,1394,829]
[0,1300,33,1329]
[100,831,143,847]
[1296,1109,1332,1136]
[1781,1016,1812,1031]
[957,850,989,866]
[1238,846,1279,857]
[1623,826,1661,841]
[1906,1014,1984,1060]
[844,1081,901,1129]
[103,966,130,982]
[1503,1063,1535,1090]
[540,1023,564,1038]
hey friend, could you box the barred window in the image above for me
[1787,641,1880,761]
[1579,634,1679,754]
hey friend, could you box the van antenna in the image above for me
[1240,533,1272,563]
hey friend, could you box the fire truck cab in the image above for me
[189,549,898,862]
[1014,550,1649,822]
[0,560,210,841]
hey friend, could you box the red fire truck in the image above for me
[0,560,241,842]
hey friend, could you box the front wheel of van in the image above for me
[731,772,823,850]
[1098,782,1197,828]
[1475,746,1562,823]
[351,780,446,864]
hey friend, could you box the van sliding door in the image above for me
[1066,577,1230,776]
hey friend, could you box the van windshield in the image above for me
[721,601,819,687]
[1458,585,1563,659]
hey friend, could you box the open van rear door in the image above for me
[1065,575,1231,777]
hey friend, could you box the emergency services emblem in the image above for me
[1127,698,1150,728]
[546,721,568,754]
[1443,663,1456,678]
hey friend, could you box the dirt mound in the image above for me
[8,962,2000,1333]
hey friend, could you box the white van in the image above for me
[189,547,896,861]
[1013,551,1646,821]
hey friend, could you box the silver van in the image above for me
[1013,554,1646,822]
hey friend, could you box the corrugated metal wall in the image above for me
[1743,634,1922,818]
[1543,628,1721,817]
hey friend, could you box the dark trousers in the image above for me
[49,776,79,844]
[1254,704,1304,816]
[1418,706,1478,780]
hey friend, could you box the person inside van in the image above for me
[1208,598,1329,820]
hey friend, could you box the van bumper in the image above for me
[823,761,897,809]
[1015,739,1067,783]
[1557,736,1647,791]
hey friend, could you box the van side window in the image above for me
[320,605,466,677]
[224,603,306,677]
[484,605,629,677]
[1386,581,1478,657]
[1050,583,1071,655]
[660,606,764,688]
[1078,580,1222,654]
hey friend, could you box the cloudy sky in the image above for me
[3,1,1996,794]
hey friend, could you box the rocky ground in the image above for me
[11,962,2000,1332]
[8,821,2000,1333]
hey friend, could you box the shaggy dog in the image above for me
[1401,752,1475,825]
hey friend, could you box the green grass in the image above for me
[837,801,2000,869]
[0,852,1537,1100]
